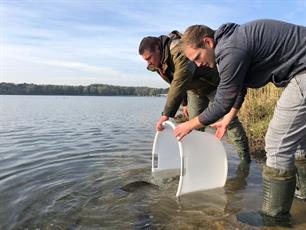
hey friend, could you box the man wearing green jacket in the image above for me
[138,31,250,162]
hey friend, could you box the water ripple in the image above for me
[1,96,305,229]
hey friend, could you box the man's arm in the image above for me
[162,52,195,117]
[198,48,250,126]
[174,48,250,140]
[173,107,239,141]
[156,51,194,131]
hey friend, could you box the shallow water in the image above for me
[0,95,305,230]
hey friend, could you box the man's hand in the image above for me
[210,107,239,139]
[174,116,203,141]
[156,115,169,131]
[182,106,189,118]
[210,120,228,140]
[174,122,192,141]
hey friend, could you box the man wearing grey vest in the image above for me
[176,20,306,226]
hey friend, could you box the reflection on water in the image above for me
[0,95,305,229]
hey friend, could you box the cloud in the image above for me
[1,43,166,87]
[1,0,305,88]
[33,59,121,76]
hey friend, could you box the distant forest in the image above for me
[0,83,168,96]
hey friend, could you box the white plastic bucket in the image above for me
[152,121,228,197]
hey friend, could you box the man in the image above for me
[138,31,250,162]
[175,20,306,226]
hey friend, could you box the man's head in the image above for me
[182,25,216,68]
[139,36,162,69]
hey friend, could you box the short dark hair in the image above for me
[138,36,161,55]
[182,25,215,49]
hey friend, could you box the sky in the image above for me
[1,0,306,88]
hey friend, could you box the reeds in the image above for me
[238,83,283,154]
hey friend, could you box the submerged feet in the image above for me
[295,157,306,200]
[237,165,296,227]
[236,211,292,228]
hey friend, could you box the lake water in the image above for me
[0,95,305,230]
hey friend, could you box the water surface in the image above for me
[0,95,305,229]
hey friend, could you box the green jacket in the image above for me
[147,31,220,117]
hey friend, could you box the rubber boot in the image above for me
[237,165,296,227]
[225,158,250,191]
[239,150,251,164]
[295,157,306,199]
[227,117,251,164]
[261,165,296,218]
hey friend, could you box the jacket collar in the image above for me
[214,23,238,44]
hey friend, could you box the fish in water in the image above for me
[121,181,158,192]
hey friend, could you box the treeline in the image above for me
[0,83,168,96]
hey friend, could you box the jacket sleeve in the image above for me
[162,52,195,117]
[233,86,247,109]
[198,48,250,125]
